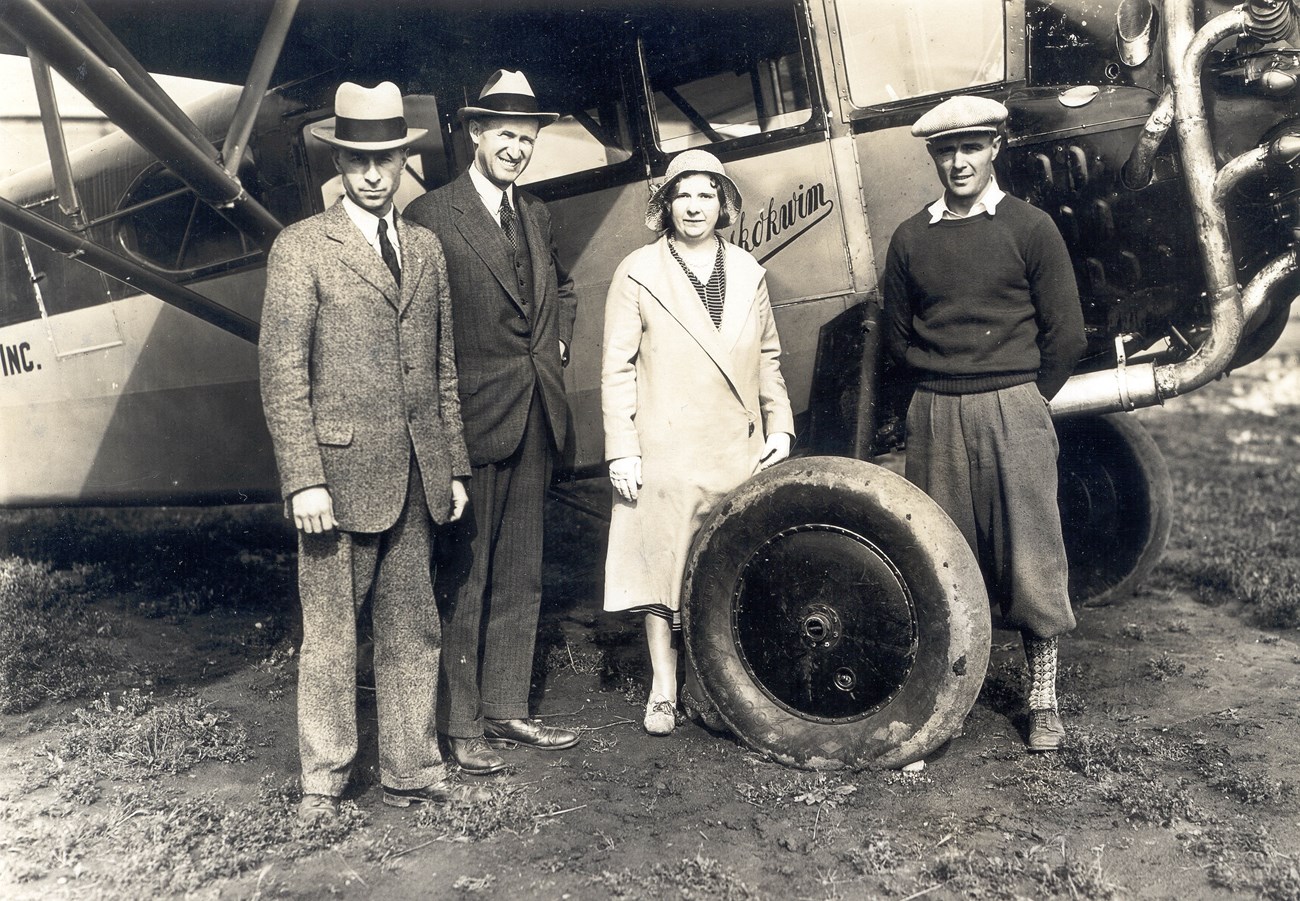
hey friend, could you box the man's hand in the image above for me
[449,478,469,522]
[559,338,570,367]
[609,456,642,502]
[292,486,338,534]
[756,432,792,472]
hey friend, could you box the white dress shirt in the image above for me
[469,163,515,220]
[341,194,402,268]
[927,179,1006,224]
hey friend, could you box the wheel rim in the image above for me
[730,524,918,723]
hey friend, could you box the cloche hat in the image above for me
[644,149,743,232]
[311,81,427,150]
[911,95,1008,141]
[457,69,560,125]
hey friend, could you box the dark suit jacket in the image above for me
[259,201,470,532]
[404,172,575,466]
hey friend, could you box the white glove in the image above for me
[609,456,642,502]
[756,432,791,472]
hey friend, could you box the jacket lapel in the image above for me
[450,174,527,316]
[633,237,743,398]
[518,194,547,319]
[325,201,400,309]
[717,243,762,353]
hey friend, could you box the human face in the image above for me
[668,173,722,247]
[470,116,541,188]
[927,132,1002,215]
[333,148,406,215]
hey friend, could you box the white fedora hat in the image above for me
[457,69,560,125]
[311,81,427,150]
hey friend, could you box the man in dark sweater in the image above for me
[882,95,1086,752]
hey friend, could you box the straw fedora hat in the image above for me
[310,81,427,151]
[457,69,560,125]
[644,149,743,232]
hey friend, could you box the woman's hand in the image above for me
[609,456,642,502]
[757,432,791,472]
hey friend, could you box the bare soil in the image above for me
[1,343,1298,900]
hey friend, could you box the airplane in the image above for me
[0,0,1296,769]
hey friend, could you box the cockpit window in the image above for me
[640,5,813,152]
[836,0,1006,108]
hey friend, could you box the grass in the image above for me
[0,557,114,713]
[1144,397,1300,629]
[592,854,759,900]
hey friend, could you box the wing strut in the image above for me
[28,52,84,228]
[0,196,260,343]
[0,0,283,247]
[222,0,300,176]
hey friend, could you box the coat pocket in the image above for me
[316,422,354,447]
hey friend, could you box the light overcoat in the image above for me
[259,201,470,532]
[602,236,794,611]
[403,172,576,465]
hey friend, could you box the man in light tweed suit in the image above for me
[259,81,490,821]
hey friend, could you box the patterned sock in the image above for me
[1024,635,1059,712]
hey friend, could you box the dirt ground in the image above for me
[1,337,1298,900]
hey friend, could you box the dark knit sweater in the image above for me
[882,195,1085,400]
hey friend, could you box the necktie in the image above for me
[498,190,516,253]
[377,217,401,287]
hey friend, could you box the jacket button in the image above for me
[748,422,755,437]
[403,362,413,373]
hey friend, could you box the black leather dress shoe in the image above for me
[483,717,579,750]
[449,735,507,774]
[382,777,492,808]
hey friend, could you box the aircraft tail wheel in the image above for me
[1057,414,1172,607]
[681,456,990,770]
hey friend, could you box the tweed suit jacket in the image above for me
[259,200,471,533]
[403,172,576,466]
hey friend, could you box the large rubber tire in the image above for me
[682,456,991,770]
[1057,414,1173,607]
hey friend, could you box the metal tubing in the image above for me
[1212,145,1270,207]
[1122,87,1174,189]
[28,53,83,225]
[222,0,300,175]
[0,0,282,246]
[0,196,259,344]
[1154,2,1247,399]
[1049,363,1161,419]
[1240,247,1299,330]
[49,0,212,153]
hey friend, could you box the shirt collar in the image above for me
[469,163,514,215]
[927,178,1006,224]
[341,193,398,247]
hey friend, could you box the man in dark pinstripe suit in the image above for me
[405,70,579,775]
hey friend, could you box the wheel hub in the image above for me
[730,524,917,723]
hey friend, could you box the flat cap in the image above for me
[911,95,1008,140]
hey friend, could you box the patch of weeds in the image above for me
[993,755,1085,807]
[838,831,904,876]
[91,778,364,894]
[1101,773,1201,827]
[412,784,548,840]
[1165,619,1192,633]
[0,558,114,713]
[542,637,606,677]
[977,660,1023,714]
[1183,819,1300,900]
[1120,622,1147,641]
[1144,651,1186,682]
[592,854,759,900]
[453,873,497,892]
[1199,761,1294,806]
[735,772,856,808]
[919,842,1121,900]
[47,688,251,778]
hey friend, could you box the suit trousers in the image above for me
[905,382,1076,640]
[296,458,445,796]
[436,391,552,738]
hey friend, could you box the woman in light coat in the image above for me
[601,149,795,735]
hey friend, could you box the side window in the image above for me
[518,101,635,187]
[837,0,1006,107]
[0,229,40,329]
[640,5,812,152]
[115,161,261,277]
